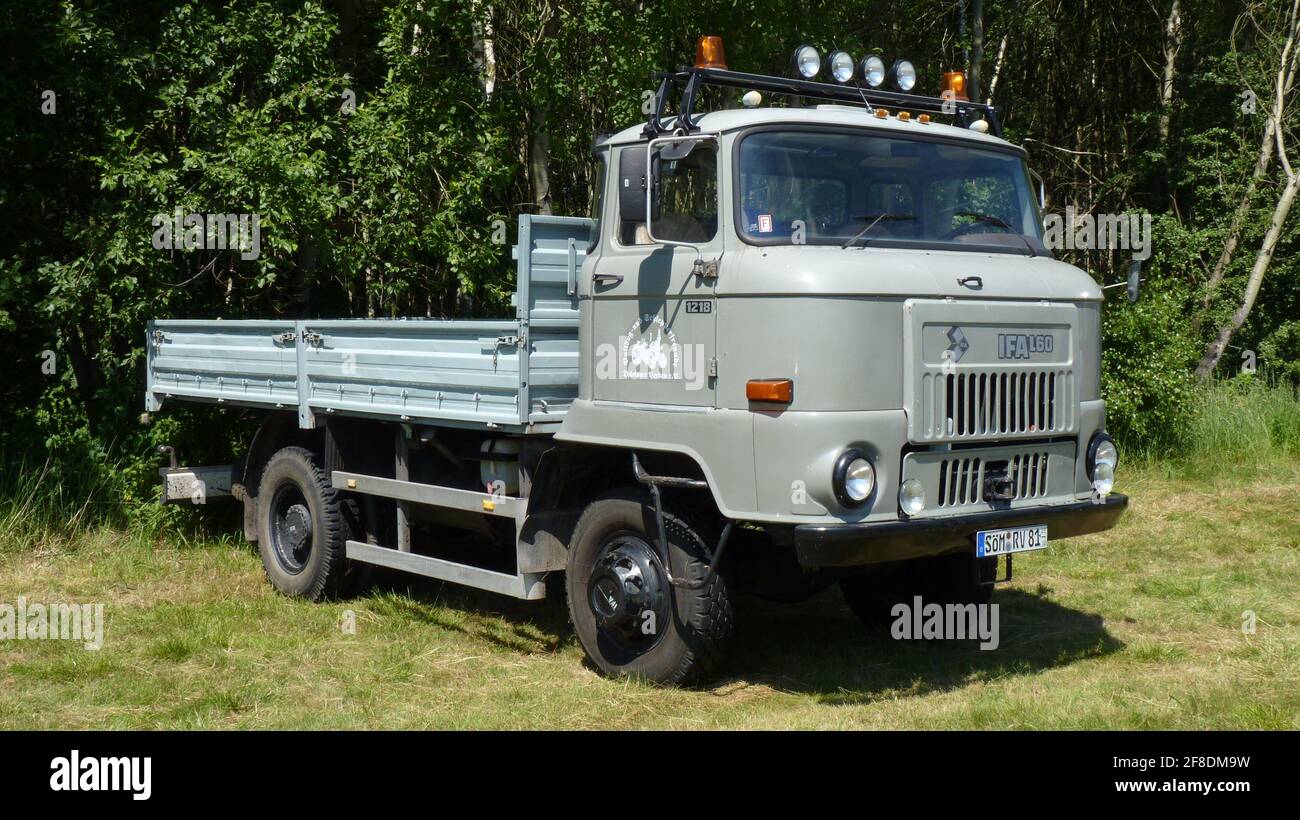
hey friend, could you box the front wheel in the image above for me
[565,489,733,685]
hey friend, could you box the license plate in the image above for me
[976,524,1048,557]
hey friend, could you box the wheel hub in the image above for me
[283,504,312,550]
[271,485,314,575]
[588,535,667,646]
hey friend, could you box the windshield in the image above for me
[736,129,1045,254]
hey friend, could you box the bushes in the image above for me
[1101,289,1198,453]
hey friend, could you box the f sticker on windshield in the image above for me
[757,214,773,233]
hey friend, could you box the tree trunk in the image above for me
[1195,173,1300,377]
[985,33,1007,104]
[969,0,984,103]
[1194,2,1300,332]
[1195,0,1300,377]
[1158,0,1182,145]
[528,103,552,215]
[1193,115,1277,333]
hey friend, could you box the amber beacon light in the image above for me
[695,35,728,69]
[941,70,970,101]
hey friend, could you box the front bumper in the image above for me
[795,493,1128,567]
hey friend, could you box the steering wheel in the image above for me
[941,219,1012,241]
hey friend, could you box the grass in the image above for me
[1,453,1297,729]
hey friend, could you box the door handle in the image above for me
[591,272,624,286]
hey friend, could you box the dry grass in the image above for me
[1,459,1297,729]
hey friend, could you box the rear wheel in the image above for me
[256,446,361,600]
[565,489,733,685]
[840,552,995,626]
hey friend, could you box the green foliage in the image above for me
[2,0,1300,519]
[1101,286,1198,452]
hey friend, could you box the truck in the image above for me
[146,39,1128,685]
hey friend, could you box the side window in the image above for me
[651,142,719,244]
[588,153,606,252]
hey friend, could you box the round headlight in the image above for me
[859,55,886,88]
[889,59,917,92]
[792,45,821,80]
[826,50,855,83]
[833,450,875,506]
[899,478,926,516]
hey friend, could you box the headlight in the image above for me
[889,59,917,92]
[899,478,926,516]
[826,50,855,83]
[859,55,886,88]
[792,45,821,80]
[1087,433,1119,495]
[833,449,875,506]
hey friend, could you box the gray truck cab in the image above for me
[148,47,1126,686]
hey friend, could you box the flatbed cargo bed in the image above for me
[145,215,591,433]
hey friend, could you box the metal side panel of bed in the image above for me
[146,215,591,432]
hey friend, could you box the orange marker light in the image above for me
[695,36,728,70]
[874,108,890,119]
[898,111,911,122]
[941,71,970,101]
[746,378,794,403]
[918,114,931,124]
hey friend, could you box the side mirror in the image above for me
[645,133,718,247]
[1127,259,1142,303]
[618,145,648,225]
[1029,169,1047,210]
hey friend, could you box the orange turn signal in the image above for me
[941,70,970,101]
[746,378,793,403]
[695,36,728,70]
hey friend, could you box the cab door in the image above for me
[590,138,721,407]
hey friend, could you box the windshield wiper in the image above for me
[841,213,916,249]
[952,211,1037,256]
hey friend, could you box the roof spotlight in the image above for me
[888,59,917,92]
[792,45,821,80]
[859,55,886,88]
[826,50,855,83]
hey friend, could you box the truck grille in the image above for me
[936,451,1052,508]
[921,369,1075,441]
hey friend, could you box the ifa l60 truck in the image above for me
[146,39,1128,684]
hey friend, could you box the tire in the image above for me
[256,446,359,600]
[840,552,996,626]
[565,489,733,685]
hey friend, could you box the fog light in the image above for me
[860,55,886,88]
[899,478,926,516]
[792,45,821,80]
[1088,432,1119,496]
[1092,462,1115,496]
[826,50,855,83]
[888,59,917,92]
